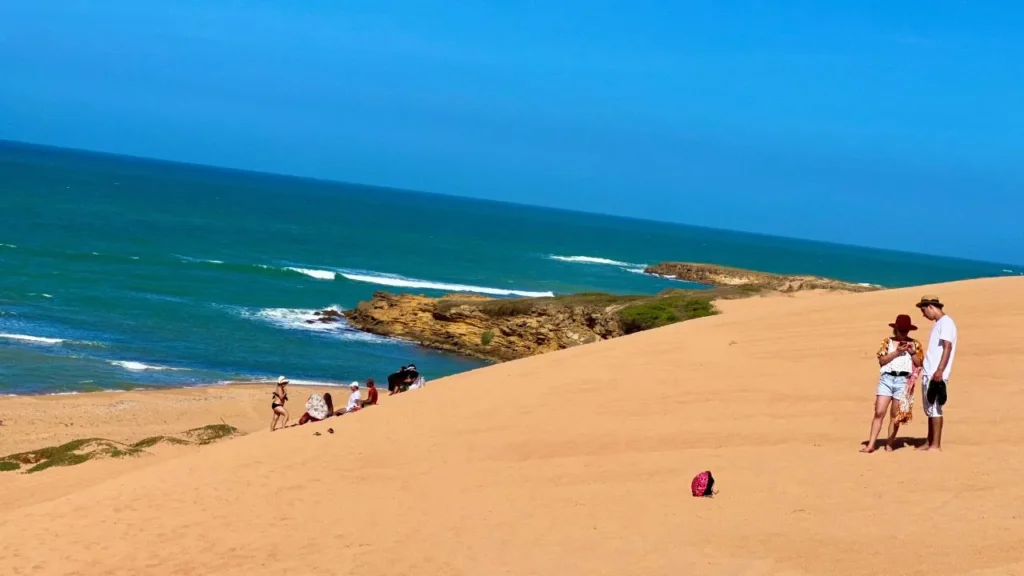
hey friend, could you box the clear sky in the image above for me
[1,1,1022,264]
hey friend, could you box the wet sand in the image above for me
[1,276,1022,575]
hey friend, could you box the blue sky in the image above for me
[1,1,1022,263]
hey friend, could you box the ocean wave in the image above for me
[108,360,186,372]
[285,267,337,281]
[549,255,641,267]
[240,306,398,344]
[177,255,225,265]
[282,378,350,388]
[623,267,647,274]
[0,243,15,249]
[337,269,554,297]
[0,333,65,345]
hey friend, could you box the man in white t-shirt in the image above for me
[345,382,363,413]
[916,295,957,451]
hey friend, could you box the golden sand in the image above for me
[1,277,1022,575]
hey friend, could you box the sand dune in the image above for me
[2,277,1023,575]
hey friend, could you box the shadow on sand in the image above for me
[859,437,928,451]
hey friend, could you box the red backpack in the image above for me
[691,470,715,497]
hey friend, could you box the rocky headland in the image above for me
[330,263,879,362]
[644,262,878,295]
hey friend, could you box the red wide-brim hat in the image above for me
[888,314,917,332]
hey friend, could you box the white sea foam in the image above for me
[242,306,397,344]
[286,267,337,281]
[177,255,225,265]
[623,267,647,274]
[108,360,185,372]
[337,270,554,297]
[287,379,351,388]
[549,255,640,267]
[0,243,16,249]
[0,333,65,345]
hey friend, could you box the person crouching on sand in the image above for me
[270,376,290,431]
[861,315,923,453]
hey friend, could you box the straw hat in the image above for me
[278,376,290,384]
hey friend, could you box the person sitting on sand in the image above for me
[861,315,923,453]
[345,382,363,413]
[361,379,379,407]
[270,376,290,431]
[297,392,334,425]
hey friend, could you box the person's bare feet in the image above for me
[859,445,876,453]
[915,444,931,451]
[926,446,942,452]
[884,444,895,452]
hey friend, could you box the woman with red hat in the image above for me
[861,314,924,453]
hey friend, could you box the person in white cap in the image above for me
[270,376,290,431]
[345,381,363,413]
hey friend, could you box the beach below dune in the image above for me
[0,383,353,456]
[1,276,1024,575]
[0,383,363,508]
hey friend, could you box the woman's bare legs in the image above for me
[861,395,892,453]
[271,406,288,431]
[885,400,901,451]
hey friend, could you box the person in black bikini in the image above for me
[270,376,290,431]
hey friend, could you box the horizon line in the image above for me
[1,137,1019,269]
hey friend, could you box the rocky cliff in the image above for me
[341,292,637,362]
[341,264,879,362]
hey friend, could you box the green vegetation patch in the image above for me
[181,423,239,445]
[132,435,192,449]
[0,438,144,474]
[480,330,495,346]
[617,293,717,334]
[437,292,647,318]
[0,461,21,472]
[0,423,242,474]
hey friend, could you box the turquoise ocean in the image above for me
[1,141,1019,394]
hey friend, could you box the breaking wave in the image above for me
[238,306,399,344]
[337,269,554,297]
[0,333,65,345]
[109,360,187,372]
[285,267,337,281]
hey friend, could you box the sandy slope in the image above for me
[2,277,1023,575]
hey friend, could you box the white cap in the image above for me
[349,381,360,389]
[278,376,289,384]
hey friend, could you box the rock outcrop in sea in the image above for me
[644,262,879,294]
[341,263,878,362]
[342,292,634,362]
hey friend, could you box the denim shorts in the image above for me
[876,373,908,398]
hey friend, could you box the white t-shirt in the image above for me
[923,315,957,380]
[346,389,361,411]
